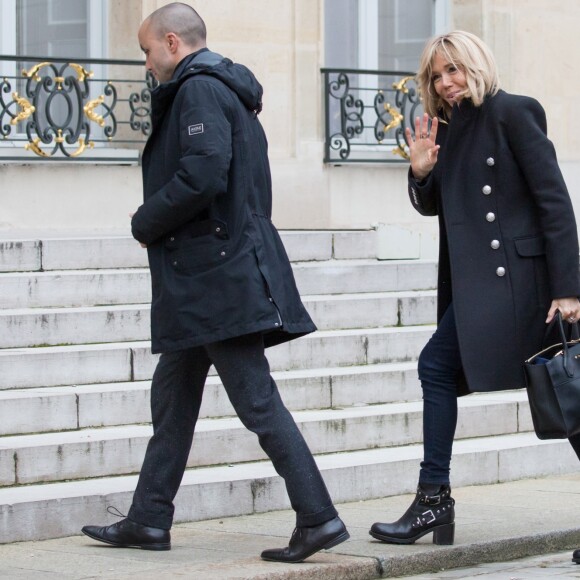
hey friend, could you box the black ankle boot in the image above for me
[573,548,579,564]
[369,484,455,545]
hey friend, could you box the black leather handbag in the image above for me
[523,312,580,440]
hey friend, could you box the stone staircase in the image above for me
[0,230,577,544]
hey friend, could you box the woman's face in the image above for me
[431,52,467,108]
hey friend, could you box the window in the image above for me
[1,0,107,71]
[325,0,448,72]
[378,0,436,71]
[323,0,448,162]
[18,0,90,57]
[324,0,359,69]
[0,0,113,158]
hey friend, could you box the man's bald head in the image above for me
[144,2,206,49]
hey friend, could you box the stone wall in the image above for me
[2,0,578,239]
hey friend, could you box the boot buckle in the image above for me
[422,509,436,524]
[420,494,441,506]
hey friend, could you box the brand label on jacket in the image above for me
[188,123,204,136]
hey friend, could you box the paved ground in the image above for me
[404,551,579,579]
[0,473,578,579]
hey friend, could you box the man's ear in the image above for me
[166,32,179,53]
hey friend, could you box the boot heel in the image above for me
[433,522,454,545]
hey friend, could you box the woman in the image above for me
[369,31,580,558]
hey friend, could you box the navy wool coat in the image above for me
[132,49,316,353]
[409,90,580,392]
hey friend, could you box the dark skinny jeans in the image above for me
[417,305,580,486]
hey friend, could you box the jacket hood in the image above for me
[149,50,263,130]
[181,50,263,114]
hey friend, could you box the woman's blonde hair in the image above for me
[416,30,500,118]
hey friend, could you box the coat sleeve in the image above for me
[408,168,438,216]
[505,96,580,298]
[131,79,232,245]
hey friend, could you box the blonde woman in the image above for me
[370,31,580,557]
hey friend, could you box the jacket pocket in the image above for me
[514,235,545,257]
[514,235,549,307]
[171,235,230,272]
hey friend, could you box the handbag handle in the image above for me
[543,310,580,343]
[554,311,578,378]
[528,312,580,364]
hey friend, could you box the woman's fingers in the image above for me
[428,144,440,163]
[413,113,438,143]
[429,116,439,143]
[414,116,422,140]
[405,126,413,148]
[408,115,440,176]
[422,112,430,138]
[415,113,428,139]
[547,298,580,323]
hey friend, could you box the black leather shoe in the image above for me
[82,518,171,551]
[261,516,349,563]
[370,484,455,545]
[573,548,580,564]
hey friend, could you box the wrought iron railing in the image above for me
[0,55,154,162]
[322,68,423,164]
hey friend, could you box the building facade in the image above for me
[1,0,579,256]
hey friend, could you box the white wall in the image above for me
[2,0,579,244]
[0,164,142,234]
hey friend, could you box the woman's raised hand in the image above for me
[405,113,440,181]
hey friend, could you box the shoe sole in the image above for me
[369,522,454,545]
[261,530,351,563]
[81,529,171,551]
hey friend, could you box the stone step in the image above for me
[0,231,378,273]
[294,259,437,296]
[0,325,435,390]
[0,240,42,272]
[0,290,437,348]
[0,260,437,309]
[1,432,577,543]
[0,392,535,487]
[0,361,425,436]
[0,268,151,309]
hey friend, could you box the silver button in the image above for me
[220,251,226,257]
[491,239,500,249]
[216,227,221,232]
[170,236,175,242]
[172,260,178,266]
[274,322,280,327]
[487,157,495,166]
[496,267,506,277]
[486,212,496,222]
[482,185,492,195]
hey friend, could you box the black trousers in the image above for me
[127,332,337,530]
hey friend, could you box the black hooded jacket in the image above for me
[131,49,315,353]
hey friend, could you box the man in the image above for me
[81,2,349,563]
